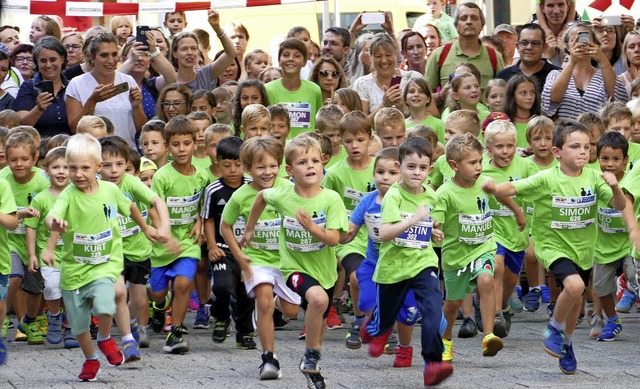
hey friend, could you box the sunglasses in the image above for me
[318,70,340,78]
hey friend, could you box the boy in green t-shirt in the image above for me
[269,104,291,146]
[148,116,210,355]
[316,104,344,170]
[220,137,301,380]
[433,133,525,362]
[362,137,453,387]
[46,134,155,382]
[243,135,348,388]
[322,111,375,349]
[187,111,215,172]
[0,175,18,365]
[483,122,640,375]
[140,120,170,169]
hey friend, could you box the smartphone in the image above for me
[577,31,591,44]
[389,75,401,88]
[136,26,151,47]
[114,82,130,95]
[601,15,621,26]
[41,80,54,96]
[362,12,385,25]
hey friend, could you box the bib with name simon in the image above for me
[551,191,596,230]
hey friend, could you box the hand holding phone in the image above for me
[577,31,591,44]
[136,26,151,47]
[41,80,54,96]
[362,12,385,25]
[389,75,401,88]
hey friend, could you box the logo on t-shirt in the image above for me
[476,196,489,213]
[102,203,116,221]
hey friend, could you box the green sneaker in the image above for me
[18,319,45,345]
[2,317,10,339]
[36,314,48,335]
[163,326,189,354]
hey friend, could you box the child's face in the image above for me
[552,131,590,173]
[320,127,342,152]
[444,120,466,143]
[291,31,313,54]
[164,13,186,36]
[631,119,640,143]
[514,82,536,114]
[405,82,430,109]
[242,117,270,139]
[374,158,400,196]
[214,97,233,122]
[139,169,155,188]
[125,161,135,175]
[453,77,480,107]
[167,134,196,167]
[247,54,269,78]
[377,124,407,148]
[0,59,10,83]
[426,0,444,17]
[399,153,432,192]
[218,158,243,186]
[262,69,281,84]
[286,148,324,187]
[67,155,100,192]
[46,156,69,189]
[450,150,483,185]
[206,132,226,162]
[100,153,127,185]
[240,86,263,110]
[115,22,132,39]
[7,146,36,180]
[247,154,279,190]
[487,133,516,168]
[529,129,552,159]
[279,48,305,76]
[269,117,290,144]
[191,97,215,117]
[598,146,628,177]
[607,118,632,140]
[332,94,350,114]
[29,19,46,44]
[342,131,372,162]
[192,119,209,149]
[140,131,167,164]
[588,132,599,163]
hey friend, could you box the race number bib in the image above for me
[364,212,382,244]
[551,195,596,229]
[231,216,246,242]
[344,187,366,209]
[283,215,326,252]
[598,206,625,234]
[458,212,493,245]
[252,218,281,250]
[282,102,311,129]
[117,209,148,238]
[167,192,200,226]
[393,213,432,249]
[73,229,113,265]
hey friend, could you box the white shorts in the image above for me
[40,266,62,300]
[244,265,301,305]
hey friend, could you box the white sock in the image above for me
[122,333,135,342]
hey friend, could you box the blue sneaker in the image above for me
[615,290,636,313]
[559,343,576,374]
[46,312,63,344]
[130,318,141,345]
[122,339,141,362]
[523,288,541,312]
[543,323,565,358]
[0,337,7,365]
[597,319,622,341]
[514,285,522,299]
[547,302,556,318]
[540,285,550,303]
[63,325,79,349]
[193,305,211,329]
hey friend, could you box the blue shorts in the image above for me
[0,273,8,300]
[496,243,525,275]
[149,257,198,292]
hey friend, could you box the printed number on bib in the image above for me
[344,187,366,209]
[364,212,382,244]
[598,206,625,234]
[551,195,595,229]
[167,192,200,226]
[283,215,325,252]
[231,216,246,242]
[458,212,493,245]
[393,212,432,249]
[73,229,113,265]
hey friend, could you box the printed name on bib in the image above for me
[252,218,281,250]
[393,212,432,249]
[282,102,311,129]
[458,212,493,245]
[73,229,113,265]
[10,206,26,235]
[597,206,625,234]
[551,194,596,229]
[167,192,200,225]
[117,209,148,238]
[283,215,325,252]
[364,212,382,244]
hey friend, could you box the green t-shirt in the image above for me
[514,121,529,149]
[585,160,600,170]
[325,147,348,171]
[49,180,131,290]
[441,103,490,127]
[0,178,17,275]
[622,174,640,258]
[6,171,50,264]
[0,165,44,179]
[323,158,375,258]
[595,173,631,264]
[265,79,324,140]
[262,186,348,289]
[406,116,446,145]
[118,174,158,262]
[482,155,539,252]
[23,189,64,268]
[202,165,218,184]
[628,142,640,171]
[525,156,559,228]
[375,182,439,284]
[152,163,209,267]
[512,166,613,270]
[429,155,455,189]
[192,156,212,172]
[432,177,497,271]
[222,178,293,268]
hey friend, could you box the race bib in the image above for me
[252,218,281,250]
[73,229,113,265]
[283,214,326,252]
[458,212,493,245]
[393,213,432,249]
[10,206,26,235]
[231,216,246,242]
[364,212,382,244]
[344,187,366,209]
[167,192,200,226]
[282,102,311,129]
[117,209,148,238]
[598,206,625,234]
[551,195,596,229]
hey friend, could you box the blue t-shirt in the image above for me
[350,190,381,264]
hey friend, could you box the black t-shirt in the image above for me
[202,176,249,250]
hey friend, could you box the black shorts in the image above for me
[286,272,334,319]
[341,253,365,277]
[549,258,592,291]
[123,258,151,285]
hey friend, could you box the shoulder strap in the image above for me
[437,42,454,87]
[486,46,498,77]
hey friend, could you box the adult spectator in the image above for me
[322,27,351,71]
[61,33,84,69]
[0,25,21,53]
[11,44,35,83]
[419,23,443,60]
[401,31,428,75]
[14,37,71,136]
[347,33,374,86]
[619,30,640,95]
[542,22,627,120]
[592,16,634,76]
[310,57,347,103]
[225,21,250,71]
[493,24,518,66]
[425,2,503,93]
[156,83,192,122]
[496,23,560,93]
[66,32,145,147]
[538,0,573,67]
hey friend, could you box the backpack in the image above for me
[437,42,498,84]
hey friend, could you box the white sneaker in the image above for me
[589,314,603,339]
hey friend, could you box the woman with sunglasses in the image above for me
[310,57,347,104]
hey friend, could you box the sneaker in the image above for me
[18,319,45,345]
[616,290,636,313]
[597,319,622,341]
[299,326,306,340]
[188,290,199,312]
[514,285,522,299]
[259,352,282,380]
[332,299,346,323]
[473,294,484,332]
[457,317,478,338]
[236,333,257,350]
[345,322,362,349]
[482,333,503,357]
[368,328,392,358]
[149,297,167,334]
[36,314,48,335]
[540,285,551,303]
[616,274,627,302]
[14,328,27,342]
[46,312,63,344]
[359,316,373,344]
[523,288,541,312]
[193,306,211,329]
[503,308,512,334]
[63,326,79,349]
[212,319,231,343]
[122,339,141,362]
[304,372,326,389]
[393,345,413,368]
[423,361,454,387]
[384,332,398,354]
[2,317,10,339]
[589,314,604,339]
[78,359,100,382]
[138,325,150,348]
[163,326,189,354]
[98,337,124,366]
[130,319,141,345]
[325,306,343,330]
[273,306,289,328]
[299,349,322,374]
[508,290,524,313]
[442,338,453,362]
[493,312,508,338]
[543,323,565,358]
[559,343,576,374]
[547,302,556,318]
[0,337,6,365]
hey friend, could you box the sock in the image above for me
[24,315,36,324]
[122,333,135,343]
[354,315,365,326]
[49,310,60,317]
[607,314,619,323]
[564,333,572,345]
[549,318,565,332]
[130,318,139,325]
[86,353,99,361]
[97,333,110,342]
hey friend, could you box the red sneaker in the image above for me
[98,338,124,367]
[393,345,413,368]
[326,306,343,330]
[359,316,373,344]
[78,359,100,382]
[423,361,453,386]
[368,328,392,358]
[298,326,306,340]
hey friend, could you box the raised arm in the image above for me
[206,9,237,81]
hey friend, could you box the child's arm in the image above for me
[378,204,429,242]
[148,196,176,245]
[621,196,640,251]
[241,190,268,248]
[339,221,362,244]
[45,216,67,233]
[482,179,517,198]
[495,195,527,231]
[129,202,158,243]
[535,2,551,36]
[203,218,225,261]
[220,221,252,281]
[26,226,39,272]
[0,212,18,231]
[296,209,340,246]
[604,172,628,211]
[40,232,59,267]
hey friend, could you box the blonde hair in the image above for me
[284,133,322,166]
[66,133,102,164]
[241,104,270,128]
[374,107,405,134]
[8,125,41,148]
[484,120,517,146]
[445,132,483,163]
[110,16,133,36]
[445,110,481,137]
[447,72,477,111]
[525,115,554,143]
[240,136,284,169]
[204,123,233,144]
[77,115,107,134]
[484,79,507,103]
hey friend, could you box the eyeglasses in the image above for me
[596,27,616,35]
[518,40,543,48]
[15,56,33,63]
[64,44,82,51]
[318,70,340,77]
[322,40,343,48]
[161,101,186,108]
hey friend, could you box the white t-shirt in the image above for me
[1,67,24,98]
[351,70,422,113]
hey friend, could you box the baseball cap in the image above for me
[493,24,516,36]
